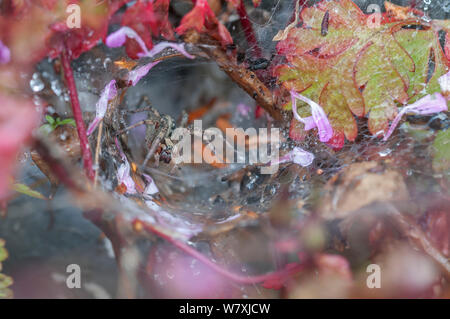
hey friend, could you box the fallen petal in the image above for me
[236,103,251,116]
[106,26,149,56]
[406,93,448,115]
[143,173,159,196]
[271,146,314,167]
[291,90,333,142]
[291,147,315,167]
[438,71,450,93]
[117,160,136,194]
[140,42,195,59]
[384,93,448,141]
[0,40,10,64]
[87,80,117,136]
[128,61,161,86]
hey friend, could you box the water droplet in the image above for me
[30,73,44,92]
[103,58,112,69]
[166,270,174,280]
[51,80,62,96]
[378,148,392,157]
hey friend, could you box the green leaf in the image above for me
[0,274,13,290]
[432,129,450,174]
[0,287,13,299]
[0,240,7,263]
[57,118,76,127]
[39,124,53,134]
[45,115,55,125]
[274,0,449,146]
[12,183,46,200]
[0,239,13,299]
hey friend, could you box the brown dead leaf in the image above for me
[319,161,409,220]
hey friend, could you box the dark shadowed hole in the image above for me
[401,24,428,30]
[427,48,436,83]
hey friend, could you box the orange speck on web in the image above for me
[134,220,143,232]
[114,59,138,70]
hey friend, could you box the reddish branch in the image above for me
[186,33,288,121]
[61,48,95,181]
[385,204,450,279]
[34,139,306,287]
[136,219,306,285]
[236,0,262,58]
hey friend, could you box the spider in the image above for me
[115,96,188,167]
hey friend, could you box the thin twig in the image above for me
[61,48,95,181]
[384,203,450,279]
[136,219,306,285]
[94,120,104,187]
[237,0,262,58]
[189,38,289,121]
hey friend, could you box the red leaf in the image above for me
[261,262,305,290]
[420,210,450,257]
[0,94,39,200]
[314,253,352,280]
[48,1,130,60]
[325,130,345,150]
[252,0,262,8]
[176,0,233,47]
[1,1,131,62]
[121,0,174,59]
[288,118,307,141]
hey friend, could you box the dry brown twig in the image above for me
[183,31,290,122]
[384,203,450,279]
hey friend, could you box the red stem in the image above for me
[61,49,95,181]
[237,0,262,58]
[137,219,306,285]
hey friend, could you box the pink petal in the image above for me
[290,147,315,166]
[271,146,314,167]
[86,117,101,137]
[114,137,126,160]
[303,116,317,130]
[311,105,333,142]
[114,137,136,194]
[87,80,117,136]
[143,173,159,196]
[106,26,149,56]
[128,61,161,86]
[140,42,195,60]
[438,71,450,93]
[406,93,448,115]
[106,27,195,61]
[236,103,251,116]
[383,93,448,141]
[117,160,136,194]
[0,40,10,64]
[291,90,333,142]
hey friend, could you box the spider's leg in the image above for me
[142,125,168,167]
[137,95,151,108]
[178,110,189,128]
[127,107,155,114]
[115,120,155,136]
